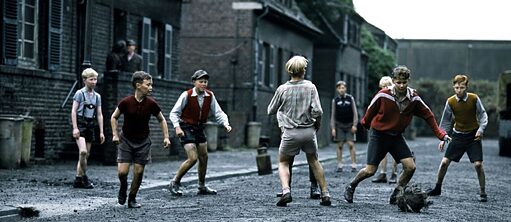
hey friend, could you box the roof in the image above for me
[260,0,323,35]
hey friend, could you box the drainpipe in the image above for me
[82,0,92,70]
[252,5,269,121]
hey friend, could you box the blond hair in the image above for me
[81,68,98,79]
[379,76,393,89]
[285,55,308,77]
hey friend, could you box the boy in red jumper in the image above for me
[343,65,451,204]
[111,71,171,208]
[428,74,488,202]
[168,70,232,196]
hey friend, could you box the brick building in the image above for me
[297,1,369,143]
[178,0,323,147]
[0,0,184,162]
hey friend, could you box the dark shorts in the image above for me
[366,129,413,165]
[117,133,152,165]
[77,117,95,142]
[444,131,483,162]
[334,127,356,142]
[180,123,207,145]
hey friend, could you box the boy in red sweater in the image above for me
[343,65,451,204]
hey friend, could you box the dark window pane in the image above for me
[25,24,34,40]
[25,42,34,58]
[25,6,35,21]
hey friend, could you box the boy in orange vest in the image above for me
[428,74,488,202]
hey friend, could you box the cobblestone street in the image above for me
[1,138,510,221]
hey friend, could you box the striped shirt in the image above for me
[267,79,323,129]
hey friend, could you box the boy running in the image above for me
[111,71,171,208]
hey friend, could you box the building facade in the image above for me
[179,0,323,147]
[0,0,184,162]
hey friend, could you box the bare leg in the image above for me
[435,157,452,185]
[347,140,357,169]
[196,142,208,187]
[118,163,130,192]
[306,153,328,194]
[397,157,416,186]
[391,158,398,175]
[129,163,145,200]
[336,141,345,169]
[349,164,378,187]
[380,155,388,174]
[474,161,486,194]
[75,137,88,176]
[172,144,198,183]
[278,153,294,192]
[117,162,130,204]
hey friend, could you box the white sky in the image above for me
[353,0,511,40]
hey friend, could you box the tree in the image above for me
[360,27,396,96]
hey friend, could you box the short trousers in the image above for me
[444,131,483,162]
[117,133,152,165]
[334,126,356,142]
[279,127,318,156]
[179,123,207,145]
[366,129,413,165]
[77,117,95,142]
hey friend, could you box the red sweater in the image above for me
[361,88,446,140]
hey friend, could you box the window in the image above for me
[347,20,360,47]
[47,0,62,71]
[1,0,19,65]
[18,0,38,63]
[1,0,61,70]
[141,17,173,79]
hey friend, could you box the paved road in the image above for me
[1,138,510,221]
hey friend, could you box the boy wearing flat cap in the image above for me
[168,70,232,196]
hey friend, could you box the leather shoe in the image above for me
[320,196,331,206]
[372,173,387,183]
[389,186,402,205]
[344,185,355,203]
[479,193,488,202]
[128,199,141,208]
[276,193,292,207]
[169,181,183,196]
[198,186,217,195]
[427,186,441,196]
[388,173,397,184]
[310,186,321,199]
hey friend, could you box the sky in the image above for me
[353,0,511,41]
